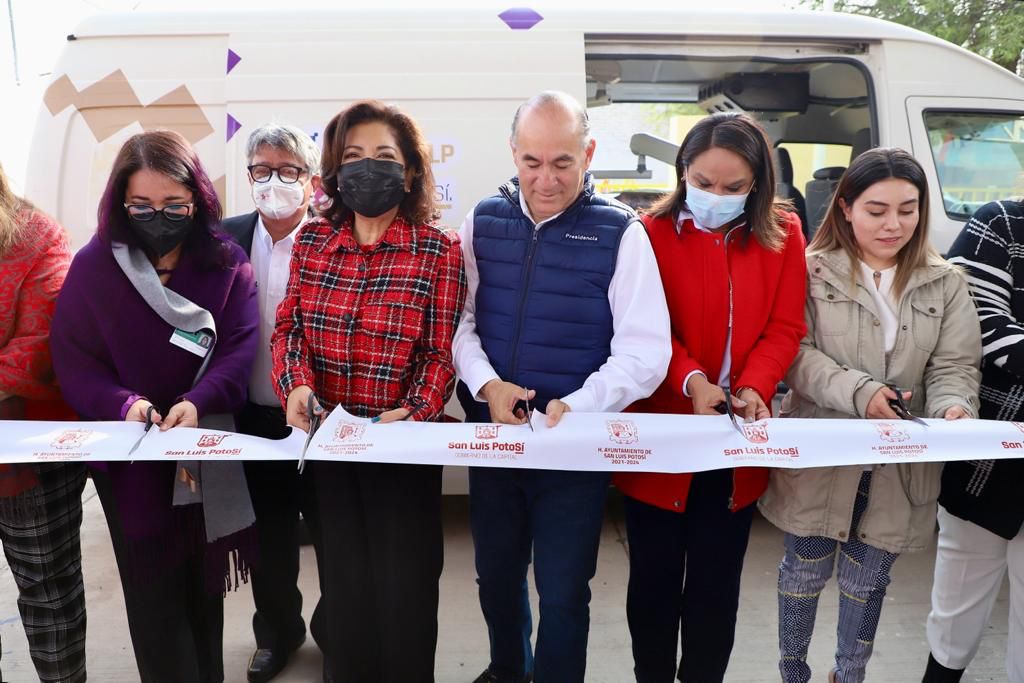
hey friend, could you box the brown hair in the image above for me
[808,147,944,298]
[98,130,228,268]
[650,112,789,251]
[0,161,32,257]
[320,100,436,226]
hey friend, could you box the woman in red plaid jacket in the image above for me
[271,100,466,683]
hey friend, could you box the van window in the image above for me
[923,110,1024,219]
[584,52,873,226]
[588,102,692,205]
[776,143,852,194]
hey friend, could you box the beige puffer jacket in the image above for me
[758,249,982,553]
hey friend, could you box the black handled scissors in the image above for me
[713,382,745,436]
[299,392,323,473]
[513,389,535,432]
[127,404,158,457]
[885,384,928,426]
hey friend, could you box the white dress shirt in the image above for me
[248,215,304,407]
[452,192,671,413]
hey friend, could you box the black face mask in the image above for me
[336,158,407,218]
[130,215,193,257]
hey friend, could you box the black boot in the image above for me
[922,653,965,683]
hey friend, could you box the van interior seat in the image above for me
[805,166,846,237]
[850,127,874,163]
[774,147,809,239]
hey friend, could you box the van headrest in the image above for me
[812,166,846,181]
[850,128,873,163]
[775,147,794,185]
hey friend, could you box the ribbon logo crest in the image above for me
[197,434,230,448]
[607,419,639,445]
[875,422,910,443]
[741,422,770,444]
[335,423,366,442]
[50,429,92,450]
[475,425,501,440]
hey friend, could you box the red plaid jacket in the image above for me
[272,216,466,421]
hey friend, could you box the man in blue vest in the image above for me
[454,91,671,683]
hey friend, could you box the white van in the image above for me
[26,7,1024,252]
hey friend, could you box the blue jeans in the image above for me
[469,467,610,683]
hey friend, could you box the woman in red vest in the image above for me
[614,112,807,682]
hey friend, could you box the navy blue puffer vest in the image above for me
[459,175,635,422]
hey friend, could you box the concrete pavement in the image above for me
[0,479,1012,682]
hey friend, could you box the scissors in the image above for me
[127,404,158,458]
[298,392,323,474]
[886,383,928,426]
[713,382,746,436]
[513,389,535,432]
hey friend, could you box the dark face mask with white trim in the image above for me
[336,159,407,218]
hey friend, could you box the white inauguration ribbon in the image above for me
[3,408,1024,472]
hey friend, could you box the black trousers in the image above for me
[92,469,224,683]
[238,402,323,651]
[314,460,443,683]
[623,469,756,683]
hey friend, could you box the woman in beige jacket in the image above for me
[758,148,982,683]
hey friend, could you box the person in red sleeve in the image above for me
[613,112,807,683]
[0,161,87,683]
[271,100,466,683]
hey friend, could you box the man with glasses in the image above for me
[221,123,323,683]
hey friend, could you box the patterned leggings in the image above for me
[0,463,88,683]
[777,471,900,683]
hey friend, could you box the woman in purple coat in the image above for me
[50,130,259,683]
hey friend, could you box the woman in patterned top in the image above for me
[271,100,466,683]
[0,160,86,683]
[923,197,1024,682]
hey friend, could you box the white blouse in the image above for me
[858,261,899,353]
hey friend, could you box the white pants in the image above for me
[927,505,1024,681]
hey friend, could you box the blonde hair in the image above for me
[808,147,945,298]
[0,162,26,257]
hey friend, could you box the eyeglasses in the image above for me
[247,164,308,184]
[123,203,193,222]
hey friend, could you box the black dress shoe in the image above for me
[247,637,305,683]
[922,653,965,683]
[471,668,533,683]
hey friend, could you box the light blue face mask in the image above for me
[684,181,751,229]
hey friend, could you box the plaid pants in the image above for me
[0,463,88,683]
[777,471,901,683]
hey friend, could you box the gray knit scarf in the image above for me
[112,243,255,542]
